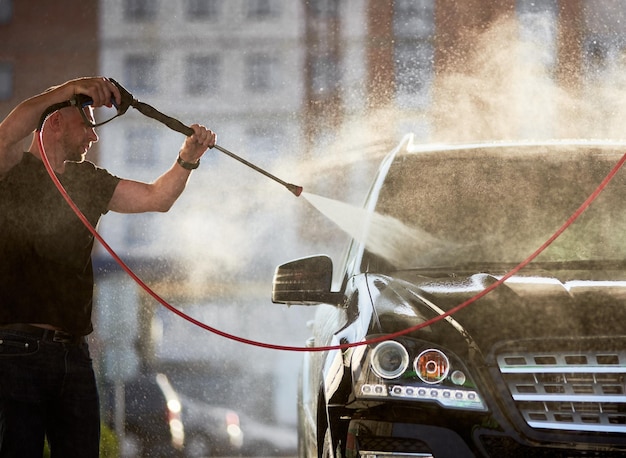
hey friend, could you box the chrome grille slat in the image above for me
[513,394,626,403]
[497,349,626,433]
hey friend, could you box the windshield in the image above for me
[372,145,626,269]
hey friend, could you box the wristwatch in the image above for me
[177,153,200,170]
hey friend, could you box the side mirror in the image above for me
[272,255,343,305]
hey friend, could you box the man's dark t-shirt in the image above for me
[0,153,120,335]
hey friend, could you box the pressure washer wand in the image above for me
[212,144,303,197]
[115,82,303,197]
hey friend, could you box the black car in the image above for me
[272,137,626,457]
[164,363,244,458]
[238,412,298,456]
[121,372,185,457]
[178,393,243,458]
[162,361,297,457]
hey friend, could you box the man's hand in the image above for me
[178,124,217,164]
[69,77,121,108]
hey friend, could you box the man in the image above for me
[0,76,216,457]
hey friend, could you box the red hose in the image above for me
[37,128,626,351]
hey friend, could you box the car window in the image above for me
[369,146,626,269]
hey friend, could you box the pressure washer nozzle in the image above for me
[287,184,303,197]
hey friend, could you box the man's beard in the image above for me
[61,135,88,163]
[67,150,87,163]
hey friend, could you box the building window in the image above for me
[516,0,558,70]
[516,0,558,17]
[310,54,340,98]
[185,54,220,94]
[395,42,433,107]
[393,0,435,108]
[245,124,283,158]
[125,127,160,166]
[0,62,13,100]
[124,55,158,95]
[584,37,609,74]
[0,0,13,24]
[124,0,157,22]
[245,54,277,93]
[246,0,278,20]
[394,0,434,39]
[308,0,339,19]
[184,0,220,21]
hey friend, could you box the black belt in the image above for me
[0,324,83,344]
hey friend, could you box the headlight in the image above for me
[371,340,409,379]
[415,349,449,384]
[353,337,486,411]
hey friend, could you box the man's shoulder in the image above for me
[66,160,122,192]
[0,152,37,180]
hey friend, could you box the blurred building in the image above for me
[0,0,100,152]
[0,1,99,110]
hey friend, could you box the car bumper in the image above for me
[345,419,473,458]
[345,417,626,458]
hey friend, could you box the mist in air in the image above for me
[154,13,626,277]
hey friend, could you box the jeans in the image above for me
[0,329,100,458]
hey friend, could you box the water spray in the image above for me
[113,79,303,197]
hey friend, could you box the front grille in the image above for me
[497,349,626,433]
[478,433,626,457]
[357,436,433,458]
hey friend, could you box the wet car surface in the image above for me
[273,137,626,457]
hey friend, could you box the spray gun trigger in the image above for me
[108,77,134,115]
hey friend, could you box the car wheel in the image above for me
[185,434,212,457]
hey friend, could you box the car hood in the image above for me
[368,269,626,350]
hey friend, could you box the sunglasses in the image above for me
[73,94,125,128]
